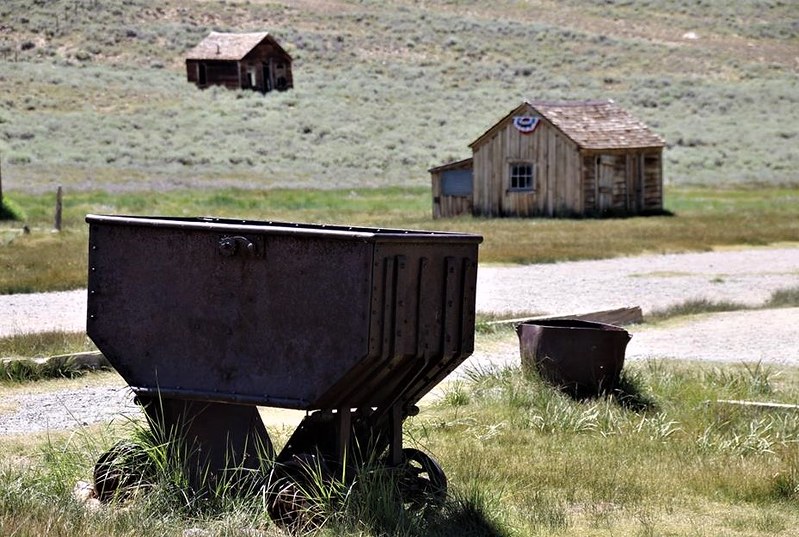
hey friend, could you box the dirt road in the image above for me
[3,245,799,338]
[1,245,797,435]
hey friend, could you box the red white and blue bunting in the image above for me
[513,115,540,134]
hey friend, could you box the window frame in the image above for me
[508,161,535,192]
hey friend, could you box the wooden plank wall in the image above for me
[582,155,597,212]
[579,149,663,215]
[431,171,473,218]
[643,152,663,210]
[242,42,293,91]
[473,117,583,216]
[186,60,240,89]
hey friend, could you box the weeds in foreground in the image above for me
[3,360,799,535]
[0,331,95,361]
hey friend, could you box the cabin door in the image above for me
[198,63,207,85]
[262,62,272,92]
[597,155,615,212]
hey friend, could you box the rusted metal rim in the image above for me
[85,214,484,244]
[516,318,631,334]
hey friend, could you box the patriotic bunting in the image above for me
[513,115,540,134]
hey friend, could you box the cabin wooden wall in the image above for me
[242,42,293,92]
[642,152,663,210]
[581,149,663,214]
[431,163,473,218]
[431,177,473,218]
[186,60,240,89]
[472,111,582,217]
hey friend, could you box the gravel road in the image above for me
[1,245,798,435]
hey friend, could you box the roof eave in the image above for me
[428,157,474,173]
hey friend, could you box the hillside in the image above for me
[0,0,797,193]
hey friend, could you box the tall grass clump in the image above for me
[4,359,799,534]
[0,198,25,221]
[410,359,799,533]
[765,285,799,308]
[647,285,799,323]
[646,297,750,321]
[0,331,96,360]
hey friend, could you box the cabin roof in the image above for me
[186,31,288,61]
[428,157,473,174]
[470,99,665,150]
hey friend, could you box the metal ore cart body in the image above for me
[85,214,481,518]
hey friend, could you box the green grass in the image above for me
[1,185,798,294]
[2,359,799,535]
[0,331,103,383]
[0,331,95,360]
[0,198,25,221]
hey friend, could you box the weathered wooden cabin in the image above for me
[186,32,293,93]
[430,100,665,218]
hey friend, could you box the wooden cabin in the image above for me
[186,32,293,93]
[431,100,665,218]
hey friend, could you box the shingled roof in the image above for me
[532,99,665,149]
[471,99,665,150]
[186,31,274,61]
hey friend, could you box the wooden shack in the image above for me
[186,32,293,93]
[431,100,665,218]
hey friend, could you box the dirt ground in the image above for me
[0,245,797,435]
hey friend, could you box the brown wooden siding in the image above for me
[473,105,584,217]
[431,160,473,218]
[643,152,663,210]
[186,60,240,89]
[582,155,597,212]
[241,42,293,91]
[431,190,472,218]
[580,150,663,214]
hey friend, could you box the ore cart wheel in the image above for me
[397,448,447,509]
[266,454,328,532]
[94,440,153,503]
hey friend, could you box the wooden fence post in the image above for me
[54,185,63,232]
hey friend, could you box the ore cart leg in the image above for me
[388,404,403,466]
[137,396,274,491]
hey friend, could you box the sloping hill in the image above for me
[0,0,797,193]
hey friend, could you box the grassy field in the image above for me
[1,0,797,294]
[2,185,798,294]
[0,0,797,195]
[1,355,799,536]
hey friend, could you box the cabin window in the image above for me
[509,162,535,191]
[441,169,473,197]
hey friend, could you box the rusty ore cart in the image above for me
[85,214,482,520]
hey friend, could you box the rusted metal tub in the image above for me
[516,319,631,397]
[86,214,481,517]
